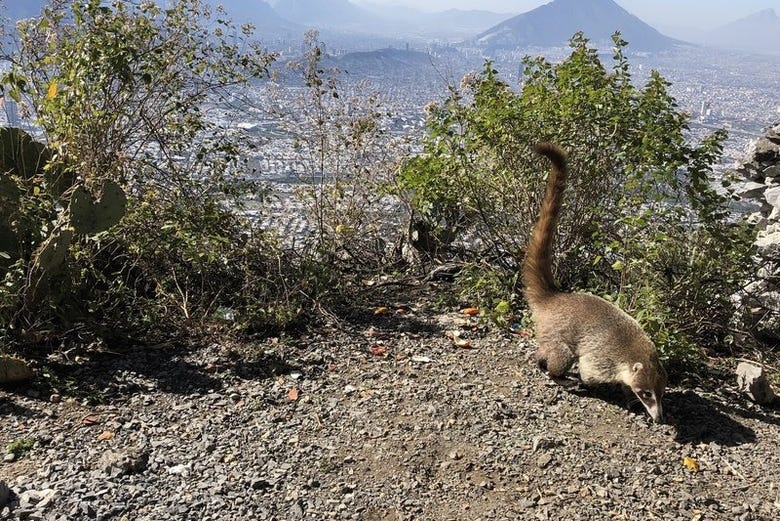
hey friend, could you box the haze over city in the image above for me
[354,0,780,30]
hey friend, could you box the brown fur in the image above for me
[524,143,667,423]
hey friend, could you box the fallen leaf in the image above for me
[287,387,300,401]
[369,345,387,356]
[97,430,115,441]
[82,415,100,426]
[374,306,389,315]
[396,305,411,314]
[461,307,480,316]
[411,355,432,363]
[683,457,700,472]
[453,338,472,349]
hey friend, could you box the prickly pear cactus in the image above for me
[0,173,21,267]
[69,180,127,235]
[33,228,74,274]
[0,224,18,268]
[0,127,51,179]
[0,172,21,203]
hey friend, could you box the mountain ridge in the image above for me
[474,0,683,52]
[273,0,370,27]
[702,8,780,56]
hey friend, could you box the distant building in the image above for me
[699,100,712,121]
[1,96,20,127]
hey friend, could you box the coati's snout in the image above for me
[629,362,667,423]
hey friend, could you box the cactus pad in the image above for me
[0,127,51,179]
[69,180,127,234]
[34,228,73,274]
[0,172,21,205]
[0,224,18,267]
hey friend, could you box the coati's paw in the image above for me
[548,374,582,390]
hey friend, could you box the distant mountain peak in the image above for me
[704,7,780,56]
[475,0,681,52]
[274,0,369,26]
[747,8,779,20]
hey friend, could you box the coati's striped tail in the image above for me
[523,143,568,305]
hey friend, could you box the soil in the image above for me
[1,282,780,520]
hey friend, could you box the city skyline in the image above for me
[354,0,780,31]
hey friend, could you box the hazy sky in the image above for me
[357,0,780,31]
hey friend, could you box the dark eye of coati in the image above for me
[641,391,653,400]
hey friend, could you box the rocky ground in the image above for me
[1,284,780,521]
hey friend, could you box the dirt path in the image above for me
[2,295,779,520]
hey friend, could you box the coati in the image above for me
[524,143,667,423]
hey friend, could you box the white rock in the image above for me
[37,488,56,509]
[763,165,780,178]
[167,464,190,477]
[755,226,780,254]
[18,488,55,509]
[738,181,767,200]
[765,185,780,209]
[736,362,777,405]
[747,212,767,227]
[0,356,34,384]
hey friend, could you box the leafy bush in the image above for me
[0,0,313,347]
[267,32,409,272]
[397,33,757,362]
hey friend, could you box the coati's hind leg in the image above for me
[535,342,579,389]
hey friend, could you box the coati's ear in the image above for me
[632,362,643,373]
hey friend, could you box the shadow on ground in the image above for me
[566,384,759,446]
[666,390,757,446]
[4,343,308,404]
[0,394,42,422]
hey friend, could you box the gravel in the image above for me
[2,293,780,520]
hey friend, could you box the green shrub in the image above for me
[397,33,757,363]
[0,0,309,345]
[269,31,409,272]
